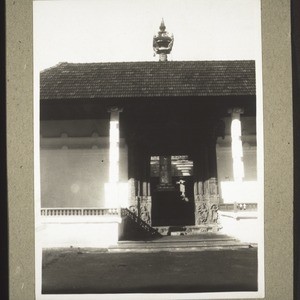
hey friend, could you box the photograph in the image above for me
[33,0,264,298]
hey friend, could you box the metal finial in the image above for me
[159,18,166,32]
[153,18,174,61]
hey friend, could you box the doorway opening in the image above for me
[150,155,195,226]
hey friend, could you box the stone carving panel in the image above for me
[128,178,138,208]
[209,204,219,224]
[139,196,152,225]
[197,202,209,224]
[195,198,219,226]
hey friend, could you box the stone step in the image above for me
[108,243,254,253]
[118,237,237,245]
[109,236,256,253]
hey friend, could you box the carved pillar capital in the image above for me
[228,107,244,119]
[108,107,123,121]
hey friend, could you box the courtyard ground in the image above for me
[42,246,258,294]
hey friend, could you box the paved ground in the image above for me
[42,247,258,294]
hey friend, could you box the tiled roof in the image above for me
[40,60,255,100]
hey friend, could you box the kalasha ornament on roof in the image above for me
[153,19,174,62]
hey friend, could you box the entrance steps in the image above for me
[108,234,256,253]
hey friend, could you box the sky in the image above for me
[33,0,261,71]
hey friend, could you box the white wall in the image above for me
[216,146,257,204]
[37,216,121,247]
[40,119,128,208]
[219,213,259,243]
[40,146,128,208]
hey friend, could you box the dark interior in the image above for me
[151,176,195,226]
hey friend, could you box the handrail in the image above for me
[121,208,161,237]
[41,207,120,216]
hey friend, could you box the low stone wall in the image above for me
[36,215,121,248]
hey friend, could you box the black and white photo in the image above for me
[34,0,264,298]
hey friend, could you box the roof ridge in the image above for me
[44,59,255,66]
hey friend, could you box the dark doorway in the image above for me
[151,177,195,226]
[150,155,195,226]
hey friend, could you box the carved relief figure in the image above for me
[197,202,209,224]
[141,205,150,224]
[129,205,138,216]
[210,204,219,223]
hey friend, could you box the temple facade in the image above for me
[39,21,257,242]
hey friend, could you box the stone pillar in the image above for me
[147,182,151,197]
[194,141,220,229]
[127,140,138,212]
[142,181,148,196]
[139,151,152,225]
[229,108,244,182]
[193,151,205,226]
[106,107,123,208]
[194,182,199,195]
[108,107,123,183]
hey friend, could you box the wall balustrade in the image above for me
[40,207,120,217]
[219,203,257,212]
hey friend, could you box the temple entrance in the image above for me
[122,99,225,232]
[150,155,195,226]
